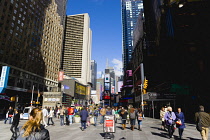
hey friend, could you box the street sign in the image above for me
[103,115,116,133]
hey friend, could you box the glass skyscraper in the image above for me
[121,0,144,69]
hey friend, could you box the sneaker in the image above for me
[81,127,84,131]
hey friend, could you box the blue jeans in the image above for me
[69,115,73,124]
[4,117,12,124]
[94,116,98,126]
[100,115,104,124]
[60,115,64,126]
[81,120,87,129]
[137,120,142,125]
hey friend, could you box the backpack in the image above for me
[94,110,99,116]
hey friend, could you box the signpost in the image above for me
[103,115,115,139]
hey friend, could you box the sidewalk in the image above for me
[0,117,204,140]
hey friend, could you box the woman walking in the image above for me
[160,107,166,130]
[120,109,128,130]
[129,107,136,131]
[136,108,144,131]
[16,108,50,140]
[164,106,176,139]
[175,108,186,139]
[47,107,54,126]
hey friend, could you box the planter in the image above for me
[74,117,81,123]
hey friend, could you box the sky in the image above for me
[66,0,123,78]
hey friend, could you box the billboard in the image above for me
[111,86,115,94]
[103,91,110,100]
[0,66,10,93]
[118,81,123,92]
[104,83,110,91]
[58,71,64,81]
[104,74,110,83]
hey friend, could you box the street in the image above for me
[0,117,204,140]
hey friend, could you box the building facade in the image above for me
[121,0,144,69]
[91,60,97,90]
[62,13,92,86]
[0,0,65,110]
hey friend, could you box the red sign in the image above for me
[105,120,113,127]
[58,71,64,81]
[104,96,110,99]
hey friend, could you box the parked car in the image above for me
[21,106,34,120]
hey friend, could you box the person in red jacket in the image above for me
[68,106,75,124]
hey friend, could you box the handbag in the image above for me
[196,112,202,132]
[176,120,182,126]
[9,114,13,117]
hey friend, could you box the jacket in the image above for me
[164,111,176,125]
[80,109,89,121]
[106,110,112,115]
[16,125,50,140]
[195,111,210,127]
[175,112,186,128]
[120,111,128,120]
[12,113,20,126]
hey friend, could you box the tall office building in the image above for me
[0,0,65,106]
[55,0,67,26]
[62,13,92,85]
[91,60,97,90]
[121,0,144,69]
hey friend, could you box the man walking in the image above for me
[195,105,210,140]
[68,106,75,124]
[42,106,48,127]
[80,107,89,131]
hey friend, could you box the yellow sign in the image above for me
[75,83,86,95]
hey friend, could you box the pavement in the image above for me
[0,117,205,140]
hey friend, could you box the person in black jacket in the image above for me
[80,107,89,131]
[120,109,128,130]
[16,108,50,140]
[10,109,20,140]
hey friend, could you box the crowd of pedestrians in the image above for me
[3,104,210,140]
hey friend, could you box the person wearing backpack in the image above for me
[93,107,99,126]
[129,107,136,131]
[195,105,210,140]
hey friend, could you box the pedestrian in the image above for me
[16,108,50,140]
[129,107,136,131]
[4,106,14,124]
[57,106,60,119]
[80,107,89,131]
[10,109,20,140]
[175,108,186,139]
[100,107,106,124]
[93,107,99,126]
[60,106,65,126]
[68,106,75,124]
[136,108,144,131]
[160,107,166,130]
[195,105,210,140]
[106,107,112,115]
[47,107,54,126]
[120,109,128,130]
[114,107,119,123]
[42,106,48,127]
[164,106,176,139]
[64,106,69,125]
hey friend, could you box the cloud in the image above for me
[111,58,123,76]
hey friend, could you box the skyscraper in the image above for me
[0,0,65,105]
[62,13,92,85]
[121,0,144,69]
[91,60,97,90]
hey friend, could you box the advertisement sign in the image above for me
[126,70,132,77]
[104,74,110,83]
[103,91,110,100]
[103,115,115,133]
[118,81,123,92]
[75,82,86,95]
[0,66,10,93]
[104,83,110,91]
[58,71,64,81]
[111,86,115,94]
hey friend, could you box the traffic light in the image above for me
[143,89,147,94]
[143,79,148,89]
